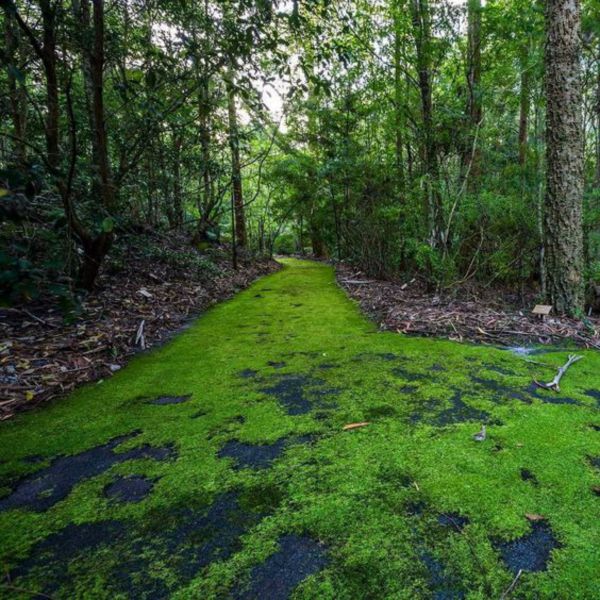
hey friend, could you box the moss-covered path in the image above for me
[1,259,599,599]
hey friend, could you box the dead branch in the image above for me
[534,354,583,392]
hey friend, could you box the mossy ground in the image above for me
[1,259,599,599]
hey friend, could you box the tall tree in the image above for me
[410,0,443,251]
[464,0,482,190]
[544,0,584,314]
[226,66,247,250]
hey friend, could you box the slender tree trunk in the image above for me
[393,0,406,193]
[543,0,584,314]
[464,0,482,191]
[77,0,115,289]
[596,52,600,188]
[226,68,246,248]
[518,45,531,167]
[411,0,443,250]
[4,15,27,166]
[196,74,214,241]
[172,132,183,228]
[39,1,60,171]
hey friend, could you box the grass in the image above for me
[0,258,599,599]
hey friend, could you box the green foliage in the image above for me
[273,231,296,255]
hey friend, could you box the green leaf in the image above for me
[0,189,9,198]
[101,217,114,233]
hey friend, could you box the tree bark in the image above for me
[464,0,482,191]
[518,45,531,167]
[596,51,600,188]
[225,67,247,248]
[393,0,406,194]
[410,0,444,250]
[4,14,27,166]
[543,0,584,315]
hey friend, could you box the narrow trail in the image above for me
[1,259,599,599]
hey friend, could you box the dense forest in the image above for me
[1,0,599,315]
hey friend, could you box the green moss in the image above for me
[1,259,600,598]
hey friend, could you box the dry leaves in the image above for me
[0,236,279,420]
[336,264,600,350]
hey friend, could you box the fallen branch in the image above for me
[135,319,146,350]
[534,354,583,392]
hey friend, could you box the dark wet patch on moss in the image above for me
[520,469,538,485]
[219,435,313,470]
[365,404,398,420]
[239,369,259,379]
[419,550,465,599]
[261,374,337,415]
[437,513,469,531]
[0,431,175,512]
[7,520,127,596]
[148,394,191,405]
[235,534,328,600]
[219,439,288,469]
[267,361,286,369]
[470,376,530,404]
[494,521,560,574]
[415,391,490,427]
[399,384,418,394]
[391,366,428,382]
[10,491,268,598]
[104,475,155,503]
[318,362,337,370]
[405,499,426,517]
[525,384,579,405]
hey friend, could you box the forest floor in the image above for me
[0,233,278,420]
[336,263,600,350]
[1,259,599,599]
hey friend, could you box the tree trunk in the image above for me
[39,1,60,171]
[410,0,443,251]
[596,51,600,188]
[393,0,406,193]
[4,14,27,166]
[518,45,531,167]
[198,75,215,234]
[464,0,482,191]
[172,132,183,228]
[226,68,246,248]
[73,0,115,289]
[543,0,584,315]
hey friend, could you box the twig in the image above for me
[499,568,523,600]
[20,310,58,329]
[534,354,583,392]
[135,319,146,350]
